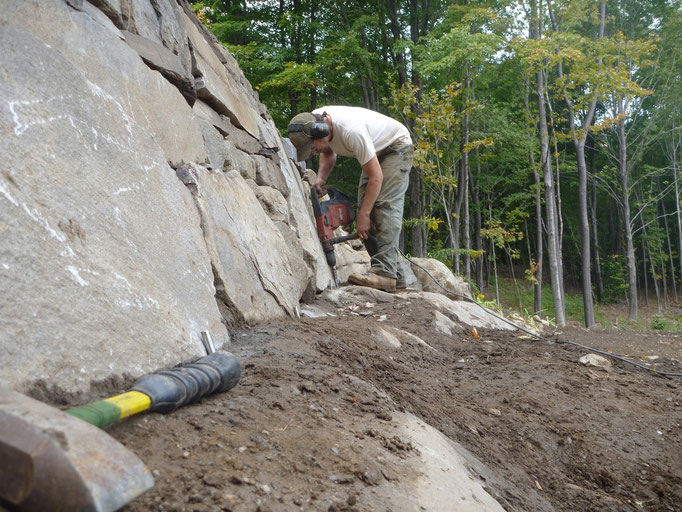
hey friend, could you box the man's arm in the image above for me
[315,151,337,196]
[357,155,383,240]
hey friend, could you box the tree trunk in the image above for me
[643,241,649,307]
[462,75,472,281]
[524,77,543,315]
[452,157,465,274]
[673,130,682,298]
[589,164,604,301]
[537,68,566,326]
[470,163,484,293]
[464,172,471,282]
[531,0,565,325]
[618,114,638,320]
[407,0,426,257]
[575,143,596,326]
[662,198,678,302]
[489,203,500,305]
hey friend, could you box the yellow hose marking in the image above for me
[105,391,152,418]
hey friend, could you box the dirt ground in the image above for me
[113,287,682,512]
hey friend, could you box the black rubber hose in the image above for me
[401,251,682,378]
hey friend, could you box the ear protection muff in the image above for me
[287,120,330,139]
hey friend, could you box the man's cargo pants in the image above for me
[357,140,414,282]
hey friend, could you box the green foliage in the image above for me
[192,0,682,324]
[651,315,667,330]
[600,254,629,304]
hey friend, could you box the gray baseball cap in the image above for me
[287,112,317,161]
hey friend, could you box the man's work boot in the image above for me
[348,272,396,293]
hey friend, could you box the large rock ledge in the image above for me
[0,0,332,395]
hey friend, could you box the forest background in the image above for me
[191,0,681,329]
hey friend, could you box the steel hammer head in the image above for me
[0,388,153,512]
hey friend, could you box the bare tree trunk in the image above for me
[530,0,565,325]
[452,157,464,274]
[464,176,471,282]
[524,78,543,315]
[407,0,427,257]
[575,143,596,326]
[618,113,638,320]
[551,114,566,304]
[555,3,604,327]
[673,129,682,298]
[662,199,678,302]
[643,242,649,307]
[589,157,604,301]
[489,203,500,305]
[660,245,668,309]
[534,162,543,316]
[471,163,484,293]
[537,69,565,326]
[647,242,662,312]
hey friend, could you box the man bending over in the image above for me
[288,106,413,293]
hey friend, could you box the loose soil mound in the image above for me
[115,290,682,512]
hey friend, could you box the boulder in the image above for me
[253,154,289,197]
[180,9,261,138]
[401,292,516,331]
[433,310,458,335]
[0,0,340,396]
[121,30,195,104]
[336,243,372,284]
[177,166,309,324]
[193,99,232,135]
[376,328,402,350]
[253,186,289,223]
[407,257,472,299]
[0,0,226,394]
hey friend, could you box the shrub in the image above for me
[600,254,628,304]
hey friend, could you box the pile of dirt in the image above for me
[114,288,682,511]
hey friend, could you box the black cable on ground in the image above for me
[400,251,682,378]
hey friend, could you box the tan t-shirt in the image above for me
[312,106,411,165]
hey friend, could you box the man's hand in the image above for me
[314,178,326,197]
[356,210,372,240]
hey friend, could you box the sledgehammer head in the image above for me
[0,388,153,512]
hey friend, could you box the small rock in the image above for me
[466,424,480,436]
[257,484,271,494]
[238,446,248,453]
[329,473,355,484]
[299,381,316,393]
[381,468,399,482]
[357,469,381,486]
[221,493,240,507]
[579,354,612,372]
[182,451,190,459]
[488,408,502,416]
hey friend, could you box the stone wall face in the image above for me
[0,0,334,395]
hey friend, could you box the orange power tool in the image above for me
[311,187,358,285]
